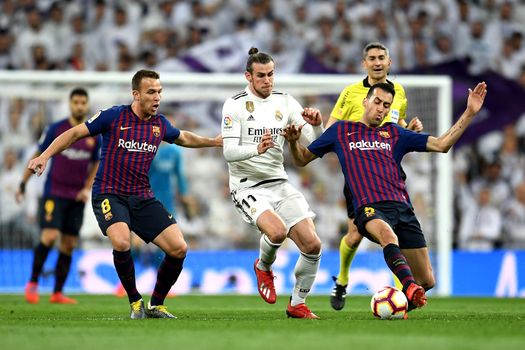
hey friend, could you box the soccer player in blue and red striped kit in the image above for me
[283,81,487,313]
[27,69,222,319]
[17,88,100,305]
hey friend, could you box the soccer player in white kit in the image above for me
[221,47,325,319]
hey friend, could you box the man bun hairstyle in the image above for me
[246,47,274,73]
[367,82,396,99]
[132,69,160,91]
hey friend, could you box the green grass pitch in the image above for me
[1,295,524,350]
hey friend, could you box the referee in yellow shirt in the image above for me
[327,42,424,311]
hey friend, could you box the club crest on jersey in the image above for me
[246,101,254,113]
[275,110,283,121]
[104,212,113,221]
[152,126,160,137]
[364,207,375,217]
[379,131,390,138]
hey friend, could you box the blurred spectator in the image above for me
[41,2,69,63]
[465,20,495,75]
[429,34,455,64]
[493,37,523,79]
[498,124,524,188]
[103,6,140,70]
[1,99,34,155]
[31,44,56,70]
[0,28,15,69]
[458,187,502,251]
[0,148,27,247]
[470,158,511,208]
[65,42,88,71]
[14,6,57,69]
[62,14,93,71]
[155,38,190,72]
[503,181,525,249]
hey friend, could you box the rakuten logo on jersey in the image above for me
[118,139,158,153]
[349,140,391,151]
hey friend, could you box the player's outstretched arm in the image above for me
[175,131,223,148]
[28,124,91,176]
[426,82,487,153]
[282,124,318,167]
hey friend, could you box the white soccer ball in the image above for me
[370,286,408,320]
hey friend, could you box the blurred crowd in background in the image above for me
[1,0,525,77]
[1,0,525,251]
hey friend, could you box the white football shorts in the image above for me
[231,180,315,232]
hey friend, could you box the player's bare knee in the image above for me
[41,237,57,247]
[112,239,131,251]
[303,237,322,255]
[266,228,287,244]
[59,240,77,254]
[347,230,363,248]
[378,230,397,246]
[41,231,59,245]
[166,242,187,259]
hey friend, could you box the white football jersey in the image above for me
[222,86,322,191]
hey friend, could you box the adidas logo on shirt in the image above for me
[247,115,255,121]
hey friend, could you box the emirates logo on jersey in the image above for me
[152,126,160,137]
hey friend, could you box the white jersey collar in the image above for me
[245,86,272,102]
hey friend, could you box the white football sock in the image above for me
[291,251,321,306]
[257,235,281,271]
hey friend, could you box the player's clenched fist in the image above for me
[27,156,47,176]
